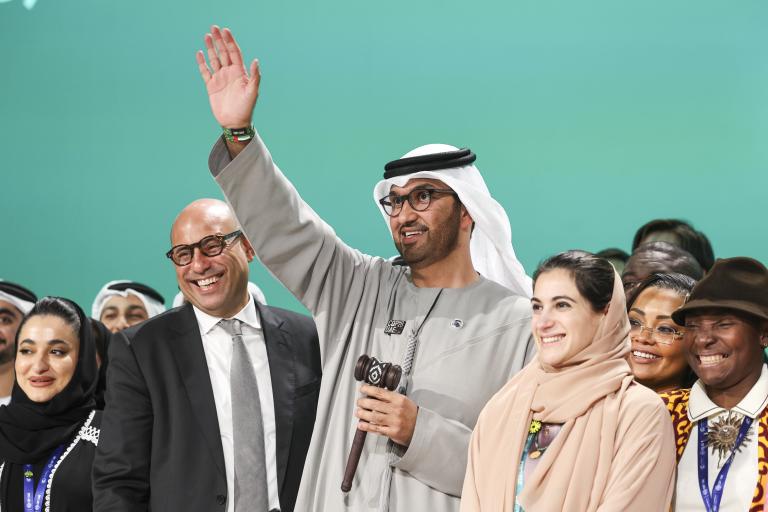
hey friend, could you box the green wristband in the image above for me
[222,125,255,143]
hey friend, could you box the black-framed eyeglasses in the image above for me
[628,318,684,345]
[378,188,458,217]
[166,230,243,267]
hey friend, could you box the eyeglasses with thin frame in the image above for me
[378,188,458,217]
[628,318,684,345]
[166,230,243,267]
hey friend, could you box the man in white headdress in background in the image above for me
[92,280,166,333]
[0,280,37,405]
[196,25,535,512]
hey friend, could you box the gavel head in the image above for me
[354,355,402,391]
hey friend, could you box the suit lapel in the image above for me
[168,305,226,477]
[257,302,295,493]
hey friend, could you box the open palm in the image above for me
[196,26,260,129]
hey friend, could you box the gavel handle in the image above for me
[341,428,368,492]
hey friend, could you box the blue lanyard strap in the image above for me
[697,415,753,512]
[23,444,65,512]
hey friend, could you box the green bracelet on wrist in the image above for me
[222,125,255,143]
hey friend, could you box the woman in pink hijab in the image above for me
[461,250,676,512]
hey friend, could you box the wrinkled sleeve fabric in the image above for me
[459,415,483,511]
[391,406,473,496]
[92,331,152,512]
[209,134,381,362]
[596,393,676,512]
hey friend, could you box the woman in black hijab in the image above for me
[0,297,99,511]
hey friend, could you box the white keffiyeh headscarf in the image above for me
[0,280,36,315]
[91,280,166,319]
[373,144,532,297]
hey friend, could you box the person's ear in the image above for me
[460,205,474,232]
[241,236,256,262]
[759,321,768,348]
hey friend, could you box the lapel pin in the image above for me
[451,319,464,329]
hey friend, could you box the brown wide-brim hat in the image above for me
[672,257,768,325]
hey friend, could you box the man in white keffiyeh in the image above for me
[91,280,166,333]
[0,280,37,405]
[197,25,536,512]
[373,144,531,298]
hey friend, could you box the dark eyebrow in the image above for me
[19,339,72,347]
[0,308,19,318]
[391,184,438,195]
[101,306,118,313]
[531,295,575,303]
[629,307,645,316]
[126,305,147,313]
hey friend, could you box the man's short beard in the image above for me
[0,342,13,365]
[395,202,462,269]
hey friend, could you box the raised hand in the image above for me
[196,26,260,129]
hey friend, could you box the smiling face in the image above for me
[15,314,80,403]
[531,268,606,368]
[99,294,149,333]
[628,287,690,392]
[171,199,253,318]
[0,300,23,366]
[387,179,470,270]
[683,309,767,395]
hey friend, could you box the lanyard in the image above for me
[697,415,753,512]
[394,288,444,392]
[23,444,65,512]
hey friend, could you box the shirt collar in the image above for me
[192,294,262,335]
[688,363,768,421]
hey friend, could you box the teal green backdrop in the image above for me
[2,0,766,313]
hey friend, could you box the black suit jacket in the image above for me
[93,300,320,512]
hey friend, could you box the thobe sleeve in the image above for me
[391,406,473,496]
[210,133,380,361]
[92,332,152,511]
[596,394,676,512]
[459,423,482,512]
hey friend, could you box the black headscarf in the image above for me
[0,298,98,463]
[90,318,111,410]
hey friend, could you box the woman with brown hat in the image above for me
[661,257,768,512]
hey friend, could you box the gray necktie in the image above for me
[219,318,269,512]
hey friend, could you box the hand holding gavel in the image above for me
[341,355,402,493]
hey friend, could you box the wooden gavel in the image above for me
[341,355,402,493]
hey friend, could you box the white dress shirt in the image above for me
[675,364,768,512]
[193,295,279,512]
[0,396,9,406]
